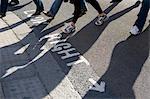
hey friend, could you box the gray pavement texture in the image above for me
[0,0,150,99]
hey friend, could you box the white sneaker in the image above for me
[95,15,108,26]
[130,25,140,35]
[62,22,76,33]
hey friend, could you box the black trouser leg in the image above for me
[87,0,103,14]
[1,0,9,14]
[72,0,81,23]
[134,0,150,31]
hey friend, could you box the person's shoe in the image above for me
[0,13,6,18]
[43,11,54,19]
[62,22,76,33]
[110,0,122,3]
[8,0,19,6]
[32,9,44,16]
[95,14,108,26]
[130,25,140,35]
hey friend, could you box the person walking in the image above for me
[32,0,44,16]
[62,0,107,33]
[44,0,87,19]
[130,0,149,35]
[0,0,19,18]
[43,0,64,18]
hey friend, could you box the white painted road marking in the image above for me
[24,10,46,24]
[89,78,105,93]
[0,12,82,98]
[14,44,30,55]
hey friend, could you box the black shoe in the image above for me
[110,0,122,3]
[8,0,19,6]
[0,13,6,18]
[32,9,44,16]
[43,11,54,19]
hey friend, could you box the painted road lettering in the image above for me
[24,10,35,17]
[24,10,101,94]
[40,32,90,67]
[24,10,46,24]
[30,17,46,24]
[51,43,72,52]
[67,56,90,66]
[57,48,80,59]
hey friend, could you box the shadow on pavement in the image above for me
[0,1,32,12]
[0,1,144,98]
[8,1,32,11]
[0,16,74,98]
[83,25,149,99]
[0,17,31,32]
[69,1,141,54]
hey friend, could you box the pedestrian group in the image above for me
[0,0,149,35]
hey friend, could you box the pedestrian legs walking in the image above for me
[62,0,107,33]
[0,0,9,18]
[130,0,150,35]
[44,0,87,19]
[44,0,63,18]
[32,0,44,16]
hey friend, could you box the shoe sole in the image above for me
[95,17,109,26]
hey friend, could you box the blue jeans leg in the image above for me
[49,0,63,17]
[33,0,44,10]
[135,0,150,31]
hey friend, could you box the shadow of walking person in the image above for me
[8,1,32,11]
[83,25,149,99]
[69,1,141,55]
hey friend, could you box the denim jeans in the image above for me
[33,0,44,10]
[49,0,87,17]
[49,0,63,17]
[135,0,150,31]
[0,0,9,14]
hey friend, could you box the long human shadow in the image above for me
[38,1,142,97]
[46,2,121,74]
[0,15,74,78]
[0,17,31,33]
[0,1,32,33]
[0,2,141,98]
[0,15,78,98]
[68,1,141,54]
[0,2,120,98]
[0,1,32,12]
[37,2,121,40]
[0,18,52,77]
[34,17,73,38]
[83,25,149,99]
[7,1,32,11]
